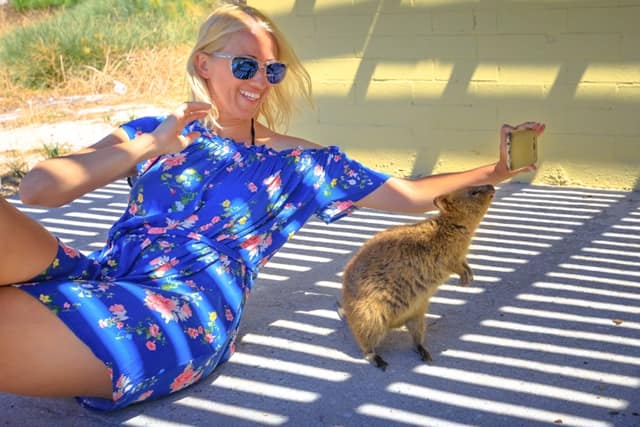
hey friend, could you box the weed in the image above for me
[40,142,68,158]
[6,157,29,178]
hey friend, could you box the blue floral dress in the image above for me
[17,117,389,411]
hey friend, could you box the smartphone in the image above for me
[507,129,538,170]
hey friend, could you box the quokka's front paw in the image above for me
[365,352,388,371]
[416,344,433,363]
[458,263,473,286]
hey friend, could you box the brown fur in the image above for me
[340,185,495,370]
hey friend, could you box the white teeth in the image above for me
[240,90,260,101]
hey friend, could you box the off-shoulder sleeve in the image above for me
[119,116,165,185]
[120,116,164,139]
[312,146,390,223]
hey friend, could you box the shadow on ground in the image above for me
[1,181,639,427]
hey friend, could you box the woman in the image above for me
[0,3,544,411]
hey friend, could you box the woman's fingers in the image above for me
[174,102,211,122]
[514,121,546,134]
[183,131,202,146]
[150,102,211,155]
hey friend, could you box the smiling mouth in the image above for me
[240,90,260,101]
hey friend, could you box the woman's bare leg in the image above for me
[0,197,58,286]
[0,198,111,398]
[0,287,112,398]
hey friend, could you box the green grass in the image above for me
[0,0,217,89]
[5,157,29,178]
[10,0,81,12]
[40,142,68,158]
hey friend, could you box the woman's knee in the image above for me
[0,199,58,286]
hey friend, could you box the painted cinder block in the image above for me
[428,104,497,131]
[250,0,295,14]
[436,60,499,83]
[371,60,436,82]
[573,83,618,103]
[581,64,640,84]
[273,16,316,39]
[477,83,547,102]
[431,10,475,33]
[568,7,640,33]
[471,9,498,33]
[314,15,373,38]
[317,102,417,128]
[361,81,413,105]
[617,84,640,104]
[621,34,640,60]
[378,0,416,15]
[373,14,432,36]
[498,64,561,84]
[366,35,476,60]
[564,106,640,136]
[304,58,364,81]
[412,81,478,106]
[555,34,622,61]
[497,8,567,33]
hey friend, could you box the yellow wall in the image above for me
[251,0,640,190]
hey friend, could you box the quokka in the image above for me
[340,185,495,370]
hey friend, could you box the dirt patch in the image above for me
[0,95,168,197]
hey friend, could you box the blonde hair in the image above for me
[186,3,313,131]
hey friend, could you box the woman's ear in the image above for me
[194,52,212,79]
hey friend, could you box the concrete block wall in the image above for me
[251,0,640,190]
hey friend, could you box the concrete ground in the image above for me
[1,181,639,427]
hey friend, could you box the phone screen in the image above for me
[507,129,538,170]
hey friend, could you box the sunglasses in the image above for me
[212,52,287,85]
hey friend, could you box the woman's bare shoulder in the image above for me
[258,127,323,151]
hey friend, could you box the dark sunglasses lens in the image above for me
[266,62,287,84]
[231,57,258,80]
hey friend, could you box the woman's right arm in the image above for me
[19,130,161,207]
[19,102,211,207]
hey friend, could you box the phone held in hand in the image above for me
[507,129,538,171]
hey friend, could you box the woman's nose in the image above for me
[251,66,269,86]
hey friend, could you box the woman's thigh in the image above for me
[0,287,112,398]
[0,198,58,286]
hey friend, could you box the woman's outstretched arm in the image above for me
[356,122,546,213]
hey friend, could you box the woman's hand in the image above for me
[150,102,211,156]
[491,121,546,183]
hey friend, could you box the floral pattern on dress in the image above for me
[17,116,389,411]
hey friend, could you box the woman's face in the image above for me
[202,20,279,125]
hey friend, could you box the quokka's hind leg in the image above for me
[405,312,433,363]
[345,305,390,371]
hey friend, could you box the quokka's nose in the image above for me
[482,184,495,194]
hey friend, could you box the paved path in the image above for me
[1,182,639,427]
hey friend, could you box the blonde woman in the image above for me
[0,3,544,410]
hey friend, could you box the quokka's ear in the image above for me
[434,195,446,212]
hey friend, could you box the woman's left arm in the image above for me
[356,121,545,213]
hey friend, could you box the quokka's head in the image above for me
[433,185,495,220]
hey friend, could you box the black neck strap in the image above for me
[251,118,255,146]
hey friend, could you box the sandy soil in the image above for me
[0,95,167,196]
